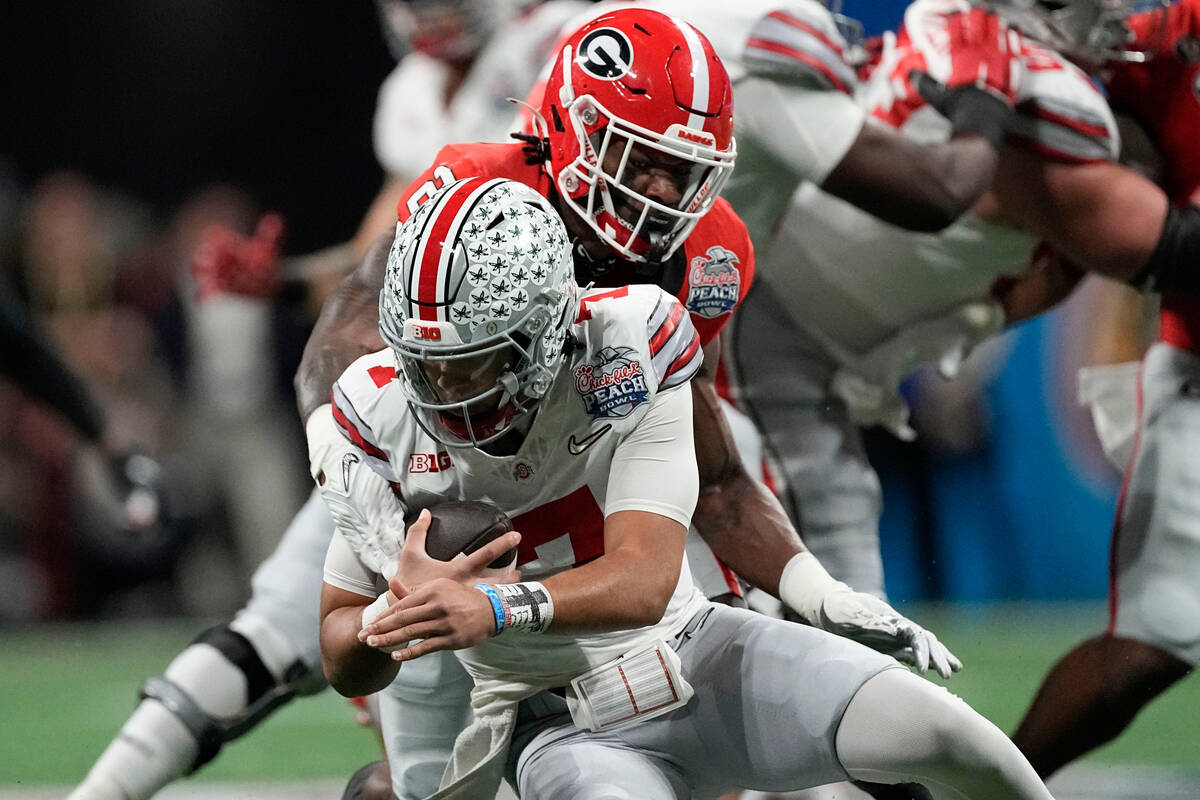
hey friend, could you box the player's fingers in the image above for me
[392,635,455,663]
[403,509,432,552]
[366,619,446,650]
[943,644,964,674]
[386,575,411,602]
[907,627,932,673]
[366,596,436,632]
[927,636,954,679]
[459,530,521,575]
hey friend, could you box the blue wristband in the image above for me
[475,583,506,635]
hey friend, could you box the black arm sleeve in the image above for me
[1132,203,1200,294]
[0,287,106,442]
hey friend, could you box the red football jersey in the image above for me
[1105,0,1200,350]
[395,142,755,349]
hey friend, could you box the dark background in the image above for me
[0,1,395,252]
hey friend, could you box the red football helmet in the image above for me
[537,8,736,263]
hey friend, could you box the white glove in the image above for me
[779,552,963,679]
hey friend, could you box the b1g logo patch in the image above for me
[685,246,741,318]
[577,28,633,80]
[410,451,452,473]
[575,346,649,418]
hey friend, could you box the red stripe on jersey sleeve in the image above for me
[331,399,390,462]
[1007,134,1108,165]
[649,299,687,357]
[766,10,845,58]
[662,329,701,382]
[745,37,851,94]
[1026,104,1111,141]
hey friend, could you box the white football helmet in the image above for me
[373,0,520,61]
[379,177,577,447]
[987,0,1167,65]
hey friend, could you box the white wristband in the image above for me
[778,551,850,624]
[361,592,406,654]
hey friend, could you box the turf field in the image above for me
[4,602,1197,798]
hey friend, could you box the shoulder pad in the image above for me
[742,3,857,94]
[331,351,401,483]
[1008,44,1119,164]
[574,285,704,392]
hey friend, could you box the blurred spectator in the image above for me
[167,186,309,612]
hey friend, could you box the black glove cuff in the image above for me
[942,86,1011,150]
[1132,203,1200,293]
[911,70,1011,150]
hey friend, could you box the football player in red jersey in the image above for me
[1011,0,1200,777]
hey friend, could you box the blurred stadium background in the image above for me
[1,0,1195,797]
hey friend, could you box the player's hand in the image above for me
[818,590,963,678]
[192,213,285,300]
[359,577,499,661]
[388,508,522,594]
[905,1,1023,106]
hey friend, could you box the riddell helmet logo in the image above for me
[577,28,633,80]
[675,129,714,146]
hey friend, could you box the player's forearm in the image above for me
[295,235,390,421]
[319,600,401,697]
[537,511,685,632]
[821,123,998,233]
[994,153,1168,283]
[694,470,803,598]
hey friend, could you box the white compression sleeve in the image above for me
[836,669,1054,800]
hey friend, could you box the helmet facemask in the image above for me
[379,178,577,448]
[555,95,735,263]
[991,0,1166,66]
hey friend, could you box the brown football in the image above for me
[416,501,517,570]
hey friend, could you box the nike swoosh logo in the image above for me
[341,452,360,491]
[567,424,612,456]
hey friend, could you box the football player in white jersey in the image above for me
[715,0,1200,604]
[315,175,1057,800]
[67,4,584,800]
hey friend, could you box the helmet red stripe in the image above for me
[414,176,490,321]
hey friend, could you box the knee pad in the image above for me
[141,620,324,771]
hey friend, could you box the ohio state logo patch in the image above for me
[575,346,649,418]
[685,245,741,318]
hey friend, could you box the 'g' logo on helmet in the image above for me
[577,28,633,80]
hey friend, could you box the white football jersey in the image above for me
[373,0,589,180]
[325,284,706,687]
[567,0,867,246]
[760,13,1120,362]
